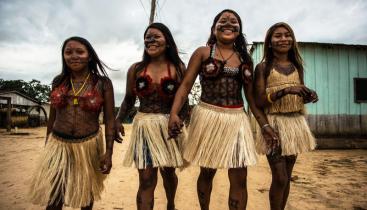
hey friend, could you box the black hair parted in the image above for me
[135,22,185,80]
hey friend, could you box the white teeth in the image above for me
[221,28,234,33]
[223,29,233,34]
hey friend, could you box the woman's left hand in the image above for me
[304,89,318,103]
[99,153,112,174]
[114,119,125,143]
[311,91,319,102]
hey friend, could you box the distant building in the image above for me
[251,42,367,138]
[0,90,48,127]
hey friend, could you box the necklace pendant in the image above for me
[73,97,79,105]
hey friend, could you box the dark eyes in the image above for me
[64,49,86,55]
[274,33,291,38]
[218,19,238,24]
[145,35,161,39]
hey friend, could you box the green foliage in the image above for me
[0,79,51,103]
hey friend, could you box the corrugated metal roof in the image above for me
[250,41,367,53]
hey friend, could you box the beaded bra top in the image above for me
[50,78,103,112]
[200,44,247,79]
[134,62,178,99]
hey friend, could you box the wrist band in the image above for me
[267,93,274,103]
[261,123,271,132]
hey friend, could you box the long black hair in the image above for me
[53,36,110,87]
[261,22,304,83]
[207,9,253,69]
[135,22,185,80]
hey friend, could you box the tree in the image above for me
[0,79,51,103]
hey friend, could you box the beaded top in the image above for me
[201,44,241,78]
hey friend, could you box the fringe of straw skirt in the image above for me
[183,101,257,169]
[29,129,106,208]
[255,113,316,156]
[123,112,185,169]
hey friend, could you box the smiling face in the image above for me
[213,11,240,44]
[63,40,90,73]
[270,26,294,54]
[144,28,167,58]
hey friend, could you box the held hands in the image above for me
[99,152,112,174]
[114,120,125,143]
[168,114,184,140]
[286,85,318,103]
[261,124,279,151]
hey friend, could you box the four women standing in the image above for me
[29,11,318,210]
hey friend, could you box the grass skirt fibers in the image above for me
[183,102,257,169]
[29,129,106,208]
[123,112,185,169]
[256,113,316,156]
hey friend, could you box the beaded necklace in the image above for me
[70,73,90,105]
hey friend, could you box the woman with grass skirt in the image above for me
[115,23,188,210]
[29,36,116,210]
[254,22,318,210]
[168,9,278,210]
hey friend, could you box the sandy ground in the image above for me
[0,125,366,210]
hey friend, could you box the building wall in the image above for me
[0,93,39,106]
[251,42,367,137]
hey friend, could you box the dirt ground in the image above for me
[0,125,366,210]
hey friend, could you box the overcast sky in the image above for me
[0,0,366,104]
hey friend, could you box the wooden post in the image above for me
[149,0,156,24]
[0,96,11,132]
[6,98,10,132]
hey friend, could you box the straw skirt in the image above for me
[183,101,257,169]
[123,112,185,169]
[256,113,316,156]
[29,129,106,208]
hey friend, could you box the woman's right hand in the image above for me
[261,125,279,151]
[168,114,183,140]
[114,119,125,143]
